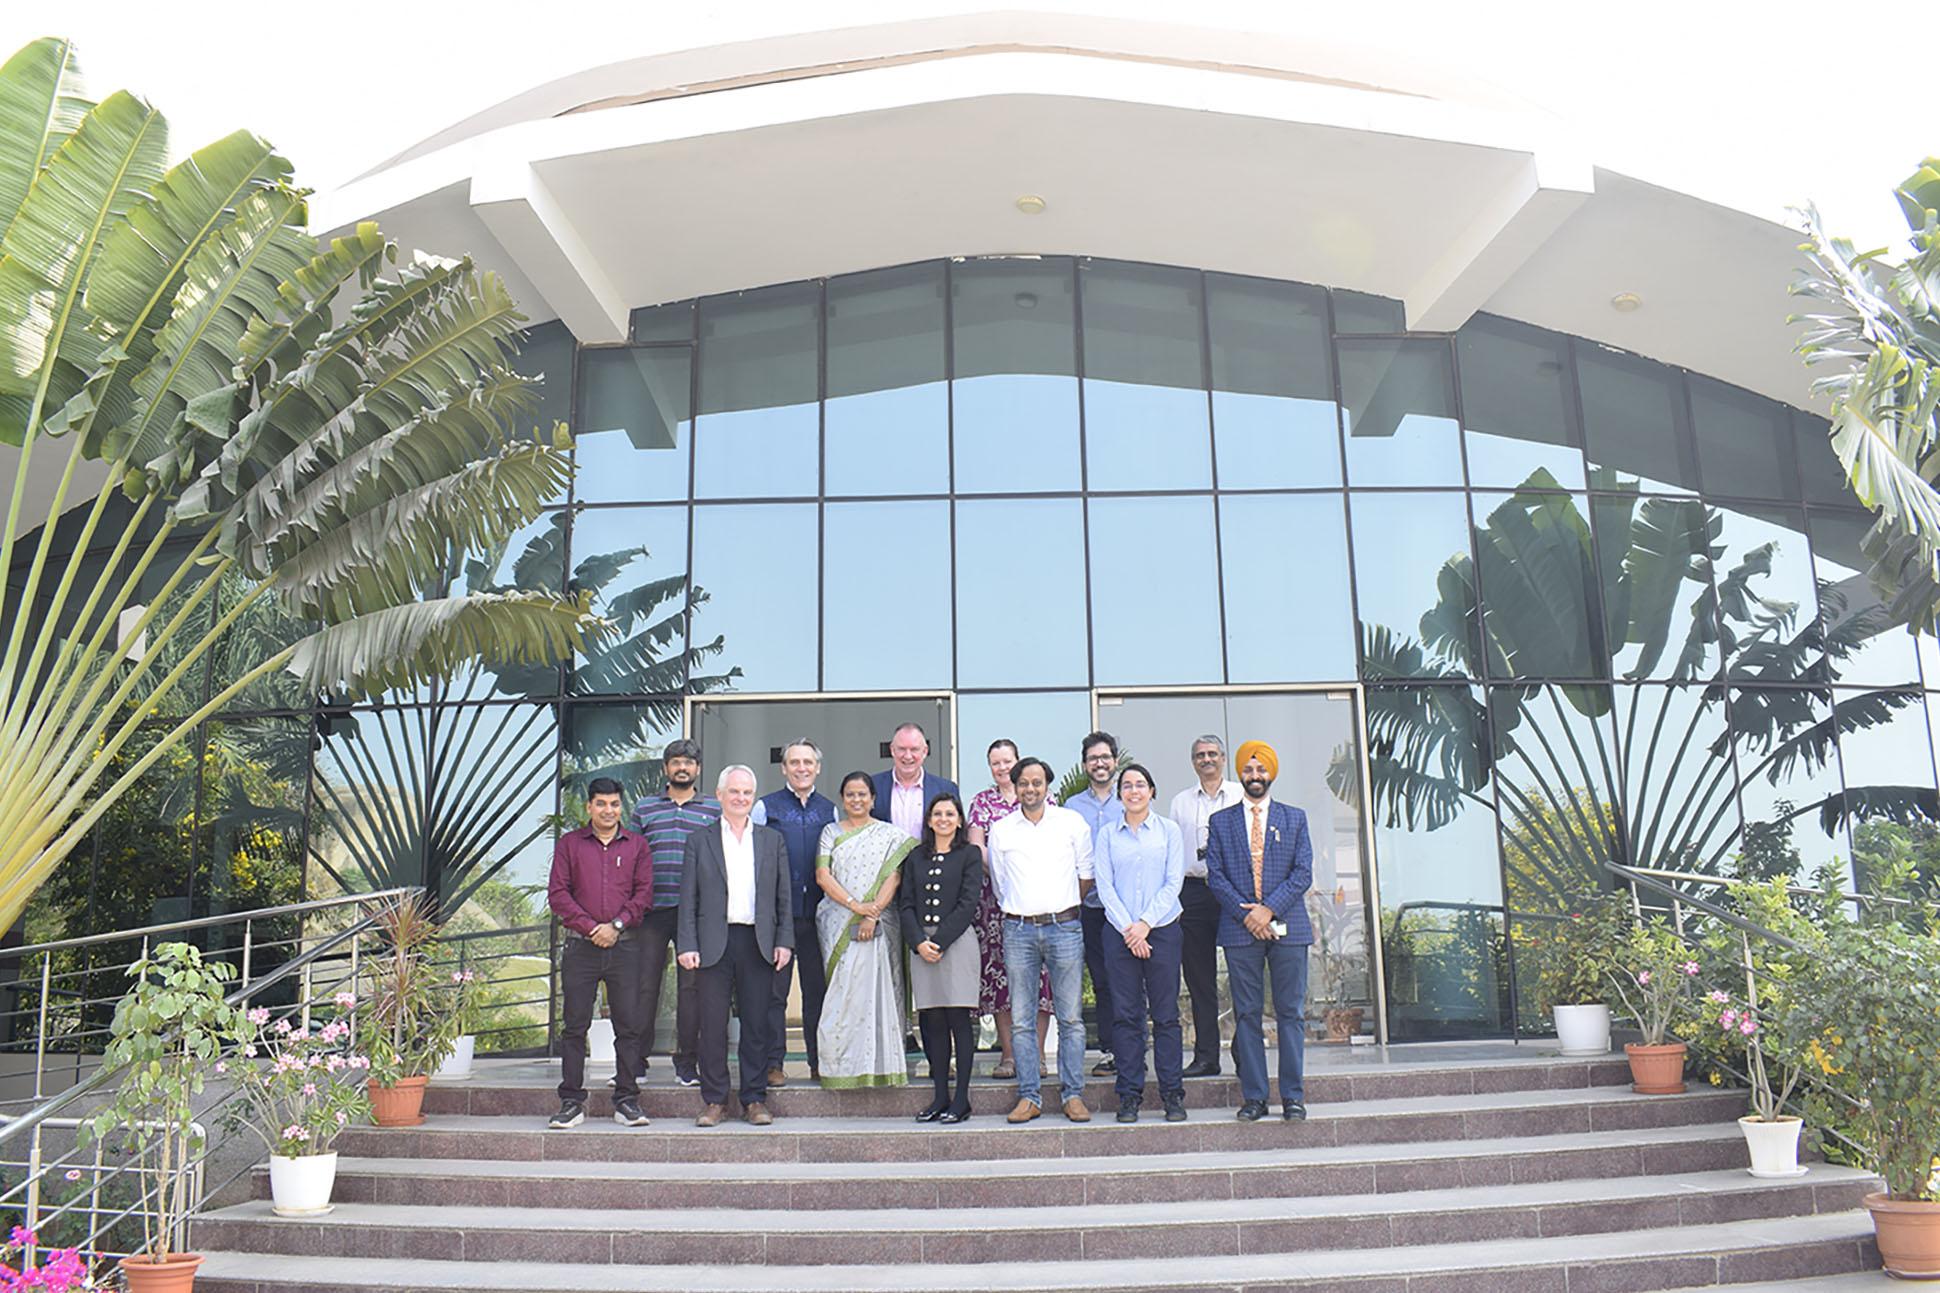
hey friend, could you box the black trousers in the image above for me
[697,925,777,1108]
[557,935,644,1104]
[1080,903,1116,1050]
[769,914,826,1072]
[1179,876,1223,1066]
[638,905,699,1068]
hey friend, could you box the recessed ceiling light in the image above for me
[1015,194,1047,215]
[1610,292,1643,313]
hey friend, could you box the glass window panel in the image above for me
[1838,688,1938,892]
[1079,262,1211,492]
[952,258,1081,493]
[1207,274,1340,488]
[513,320,575,506]
[1593,495,1720,681]
[194,717,308,925]
[1731,686,1846,881]
[1087,496,1221,685]
[1363,683,1512,1039]
[1490,685,1619,910]
[1471,490,1600,679]
[1456,316,1586,490]
[630,301,693,342]
[1794,411,1850,506]
[1349,491,1480,678]
[565,701,683,807]
[576,347,692,503]
[212,566,313,712]
[1576,344,1697,494]
[956,691,1093,792]
[1715,504,1821,681]
[823,501,951,690]
[1810,510,1920,687]
[1332,290,1405,333]
[1339,338,1465,486]
[1614,684,1740,872]
[689,503,816,692]
[694,285,819,498]
[1691,376,1799,502]
[568,506,694,695]
[955,498,1087,687]
[1219,493,1356,682]
[824,263,948,496]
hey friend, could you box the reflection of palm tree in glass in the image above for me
[308,516,740,919]
[1345,467,1934,918]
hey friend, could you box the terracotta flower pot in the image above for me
[1623,1041,1686,1094]
[120,1252,202,1293]
[1322,1006,1364,1043]
[1866,1192,1940,1279]
[368,1074,429,1127]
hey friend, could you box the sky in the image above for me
[3,0,1937,254]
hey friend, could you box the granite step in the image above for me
[336,1086,1752,1165]
[276,1123,1756,1212]
[191,1212,1882,1292]
[196,1166,1878,1267]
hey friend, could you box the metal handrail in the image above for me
[0,887,418,961]
[1616,864,1908,909]
[1604,860,1809,954]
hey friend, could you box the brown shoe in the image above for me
[1063,1097,1092,1123]
[766,1066,788,1088]
[1006,1098,1041,1124]
[745,1101,774,1126]
[695,1103,727,1127]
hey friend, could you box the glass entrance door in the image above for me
[1094,687,1380,1043]
[688,693,953,792]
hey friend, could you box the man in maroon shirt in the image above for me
[547,777,654,1129]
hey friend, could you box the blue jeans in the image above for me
[1225,938,1310,1107]
[1004,917,1086,1106]
[1103,921,1184,1103]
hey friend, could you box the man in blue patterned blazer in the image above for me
[1205,740,1314,1122]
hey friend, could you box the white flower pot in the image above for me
[1740,1114,1807,1178]
[269,1151,338,1216]
[588,1018,616,1063]
[434,1034,475,1081]
[1553,1003,1612,1056]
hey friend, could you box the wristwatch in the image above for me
[612,917,625,932]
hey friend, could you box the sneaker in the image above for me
[674,1063,700,1088]
[1162,1094,1188,1123]
[1091,1057,1117,1076]
[1115,1098,1139,1124]
[547,1100,585,1130]
[613,1097,650,1127]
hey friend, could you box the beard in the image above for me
[667,769,695,787]
[1242,776,1271,799]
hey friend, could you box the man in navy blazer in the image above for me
[1205,739,1314,1122]
[871,722,960,839]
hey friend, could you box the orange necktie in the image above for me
[1249,805,1265,901]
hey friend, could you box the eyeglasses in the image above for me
[1085,754,1115,764]
[1192,751,1221,760]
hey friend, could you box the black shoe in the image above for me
[1115,1099,1139,1124]
[1236,1099,1268,1122]
[673,1063,700,1088]
[1282,1101,1307,1122]
[914,1098,948,1123]
[938,1105,972,1124]
[1091,1056,1116,1076]
[1162,1094,1188,1122]
[1181,1059,1220,1078]
[612,1097,650,1127]
[547,1100,585,1130]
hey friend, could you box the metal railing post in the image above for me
[33,951,51,1101]
[240,918,253,989]
[24,1123,42,1262]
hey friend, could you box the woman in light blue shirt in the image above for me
[1092,763,1188,1124]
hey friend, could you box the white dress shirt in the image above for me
[1168,779,1242,879]
[986,803,1094,917]
[721,818,756,925]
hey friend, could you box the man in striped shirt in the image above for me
[629,738,720,1088]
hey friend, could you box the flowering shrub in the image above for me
[1528,891,1627,1011]
[1698,988,1803,1123]
[1603,922,1702,1046]
[0,1227,99,1291]
[228,992,372,1155]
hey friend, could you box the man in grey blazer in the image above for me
[677,764,795,1126]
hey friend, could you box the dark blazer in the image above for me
[1205,799,1314,949]
[897,842,983,952]
[870,770,960,827]
[676,819,794,968]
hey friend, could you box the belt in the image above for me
[565,927,635,943]
[1182,875,1210,885]
[1007,906,1080,925]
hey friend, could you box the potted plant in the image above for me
[1603,922,1701,1094]
[227,991,373,1214]
[1533,892,1626,1056]
[1307,887,1366,1042]
[82,941,239,1292]
[432,968,482,1081]
[1696,987,1807,1177]
[358,896,467,1126]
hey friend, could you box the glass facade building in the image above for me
[38,254,1940,1046]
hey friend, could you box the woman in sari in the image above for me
[814,771,914,1088]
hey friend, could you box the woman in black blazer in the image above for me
[900,792,984,1123]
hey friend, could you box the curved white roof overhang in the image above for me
[313,34,1815,411]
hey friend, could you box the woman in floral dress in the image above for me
[965,738,1054,1079]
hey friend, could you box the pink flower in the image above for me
[451,971,465,984]
[461,970,476,983]
[242,1044,257,1058]
[281,1124,309,1142]
[325,1055,345,1072]
[215,1060,227,1074]
[1707,990,1729,1004]
[290,1028,309,1042]
[273,1018,293,1035]
[333,990,357,1009]
[336,1110,348,1126]
[1719,1010,1737,1029]
[1739,1017,1758,1036]
[1682,961,1700,976]
[247,1007,271,1026]
[12,1226,37,1247]
[1636,970,1652,985]
[349,1055,370,1070]
[62,1170,80,1182]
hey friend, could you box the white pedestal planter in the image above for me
[588,1018,616,1063]
[434,1034,476,1081]
[1740,1115,1807,1178]
[269,1152,338,1216]
[1552,1003,1612,1056]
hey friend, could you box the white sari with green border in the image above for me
[814,819,913,1089]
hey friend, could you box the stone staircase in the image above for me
[190,1048,1884,1292]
